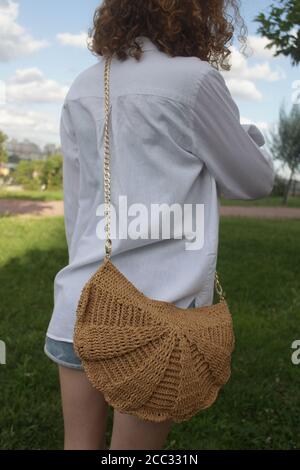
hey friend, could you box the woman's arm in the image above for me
[60,100,80,259]
[191,68,275,199]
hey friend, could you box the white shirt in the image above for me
[46,36,275,342]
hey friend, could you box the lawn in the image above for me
[0,189,63,201]
[221,196,300,208]
[0,215,299,450]
[1,188,300,208]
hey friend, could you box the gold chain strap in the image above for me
[103,56,112,259]
[102,56,225,302]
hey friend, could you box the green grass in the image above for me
[0,216,299,449]
[1,189,300,208]
[221,196,300,208]
[0,189,63,201]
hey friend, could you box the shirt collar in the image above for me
[135,36,158,52]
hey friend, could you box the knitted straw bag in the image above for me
[73,56,235,423]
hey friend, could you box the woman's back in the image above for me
[46,35,274,343]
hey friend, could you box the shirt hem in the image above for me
[46,333,74,343]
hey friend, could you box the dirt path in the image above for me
[0,199,300,219]
[0,199,64,217]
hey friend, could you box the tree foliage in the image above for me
[268,103,300,203]
[0,131,8,164]
[255,0,300,65]
[14,154,63,190]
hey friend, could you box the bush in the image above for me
[13,155,63,190]
[43,155,63,189]
[271,174,286,197]
[14,160,36,189]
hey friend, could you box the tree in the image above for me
[0,131,8,164]
[14,160,38,189]
[13,154,63,190]
[42,154,63,189]
[255,0,300,66]
[268,103,300,204]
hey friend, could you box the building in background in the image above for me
[6,139,42,161]
[6,138,61,163]
[0,139,62,186]
[43,143,59,158]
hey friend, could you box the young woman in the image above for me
[44,0,275,450]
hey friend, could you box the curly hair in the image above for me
[87,0,248,71]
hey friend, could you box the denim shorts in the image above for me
[44,297,197,370]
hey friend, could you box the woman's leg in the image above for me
[110,410,173,450]
[58,365,109,450]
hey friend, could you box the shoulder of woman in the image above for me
[65,60,104,101]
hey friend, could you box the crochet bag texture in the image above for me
[73,56,235,423]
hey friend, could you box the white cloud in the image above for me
[10,67,44,83]
[56,31,88,48]
[225,46,285,82]
[6,67,68,103]
[226,78,263,101]
[0,0,49,62]
[242,62,285,82]
[246,35,278,60]
[222,44,286,101]
[0,106,59,145]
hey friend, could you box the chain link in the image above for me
[214,270,225,302]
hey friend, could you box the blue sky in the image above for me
[0,0,299,150]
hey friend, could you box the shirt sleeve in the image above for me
[60,100,80,258]
[191,68,275,199]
